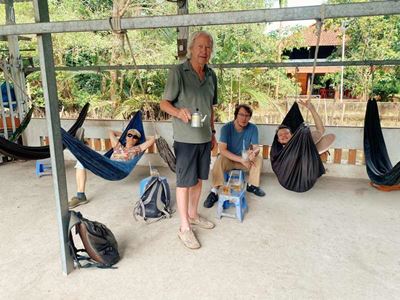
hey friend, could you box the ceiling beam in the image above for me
[24,59,400,73]
[0,1,399,36]
[0,0,31,3]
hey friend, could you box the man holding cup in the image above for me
[203,104,265,209]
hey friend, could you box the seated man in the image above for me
[68,128,155,209]
[276,99,335,153]
[204,104,265,208]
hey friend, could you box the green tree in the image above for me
[324,0,400,101]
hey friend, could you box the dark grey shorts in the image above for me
[173,141,211,187]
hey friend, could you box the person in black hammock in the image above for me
[276,99,333,153]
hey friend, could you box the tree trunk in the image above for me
[109,0,131,108]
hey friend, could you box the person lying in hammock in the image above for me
[68,128,155,209]
[276,99,334,154]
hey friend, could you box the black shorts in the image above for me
[173,141,211,187]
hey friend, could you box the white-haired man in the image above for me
[160,31,217,249]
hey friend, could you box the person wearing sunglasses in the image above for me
[109,128,155,161]
[68,128,155,209]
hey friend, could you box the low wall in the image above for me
[24,118,400,180]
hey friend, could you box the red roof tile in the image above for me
[301,24,342,46]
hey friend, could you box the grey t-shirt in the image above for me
[162,60,218,144]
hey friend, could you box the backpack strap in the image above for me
[68,211,84,268]
[133,176,158,221]
[68,211,118,269]
[68,211,82,230]
[160,178,174,217]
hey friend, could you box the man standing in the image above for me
[160,31,217,249]
[204,104,265,208]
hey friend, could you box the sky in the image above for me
[267,0,327,32]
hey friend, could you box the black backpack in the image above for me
[68,211,120,269]
[133,176,173,223]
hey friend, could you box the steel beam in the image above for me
[0,0,31,3]
[177,0,189,62]
[33,0,73,275]
[24,59,400,74]
[0,1,399,36]
[5,0,28,117]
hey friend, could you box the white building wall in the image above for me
[24,118,400,180]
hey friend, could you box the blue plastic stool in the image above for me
[217,188,248,222]
[217,170,248,222]
[223,169,246,183]
[35,158,52,177]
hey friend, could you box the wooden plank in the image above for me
[262,145,269,159]
[104,138,111,150]
[89,138,96,150]
[320,152,328,162]
[360,152,365,165]
[333,148,342,164]
[348,149,357,165]
[42,136,49,146]
[0,116,20,129]
[93,138,101,151]
[147,140,156,153]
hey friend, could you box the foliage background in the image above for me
[0,0,398,122]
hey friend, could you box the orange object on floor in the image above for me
[369,182,400,192]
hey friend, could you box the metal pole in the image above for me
[177,0,188,62]
[4,79,16,131]
[0,1,400,36]
[340,21,346,103]
[0,82,8,139]
[24,59,400,73]
[33,0,73,275]
[5,0,28,118]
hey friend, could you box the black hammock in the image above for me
[364,99,400,186]
[270,102,325,193]
[0,103,89,160]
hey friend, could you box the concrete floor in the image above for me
[1,160,400,299]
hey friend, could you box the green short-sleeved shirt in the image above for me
[163,60,218,144]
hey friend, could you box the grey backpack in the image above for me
[133,176,173,223]
[68,211,120,269]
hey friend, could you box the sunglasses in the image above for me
[127,133,139,139]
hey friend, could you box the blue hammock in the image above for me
[62,111,145,181]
